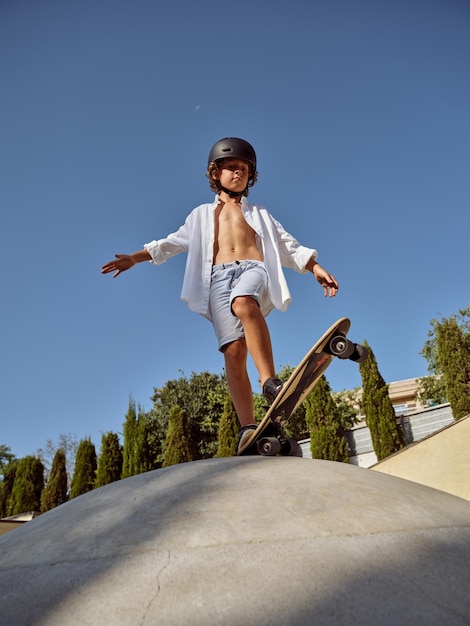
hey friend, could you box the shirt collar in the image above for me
[212,194,249,207]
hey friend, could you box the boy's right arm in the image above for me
[101,249,151,278]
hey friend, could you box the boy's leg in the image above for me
[231,296,275,386]
[223,337,256,427]
[210,262,283,428]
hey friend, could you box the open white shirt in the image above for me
[144,196,318,321]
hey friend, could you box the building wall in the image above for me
[371,415,470,501]
[346,403,455,468]
[300,376,457,472]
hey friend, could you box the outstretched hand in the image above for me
[101,254,135,278]
[312,263,339,298]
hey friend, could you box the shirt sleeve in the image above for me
[144,219,190,265]
[271,216,318,273]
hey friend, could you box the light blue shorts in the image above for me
[209,260,269,351]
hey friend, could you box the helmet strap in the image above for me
[218,183,246,199]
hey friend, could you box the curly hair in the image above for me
[206,161,258,197]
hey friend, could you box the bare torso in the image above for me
[213,200,263,265]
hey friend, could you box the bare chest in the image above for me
[213,202,262,263]
[216,203,251,231]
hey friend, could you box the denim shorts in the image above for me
[209,260,269,351]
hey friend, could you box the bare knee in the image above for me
[223,338,247,366]
[231,296,259,320]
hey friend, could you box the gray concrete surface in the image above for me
[1,457,469,625]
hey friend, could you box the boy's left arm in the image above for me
[265,211,338,297]
[306,258,339,298]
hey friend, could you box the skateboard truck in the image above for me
[256,423,302,457]
[326,333,368,363]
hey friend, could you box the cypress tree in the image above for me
[40,449,68,512]
[435,314,470,420]
[7,456,44,515]
[70,438,97,499]
[215,394,239,457]
[122,399,137,478]
[359,341,405,461]
[306,376,349,462]
[122,399,155,478]
[162,405,192,467]
[0,461,17,517]
[134,409,154,474]
[95,432,123,487]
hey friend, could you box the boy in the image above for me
[101,137,338,452]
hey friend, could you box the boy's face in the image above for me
[215,159,250,195]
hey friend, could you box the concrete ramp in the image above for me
[372,414,470,500]
[1,457,469,625]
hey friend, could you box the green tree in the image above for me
[70,438,97,499]
[0,445,16,517]
[95,432,123,487]
[306,376,349,462]
[253,390,268,424]
[37,433,78,487]
[333,388,360,430]
[359,341,406,461]
[0,445,16,477]
[150,371,228,463]
[415,375,447,407]
[162,405,193,467]
[122,399,154,478]
[421,308,470,420]
[7,456,44,515]
[0,461,18,517]
[216,394,239,457]
[40,449,68,512]
[122,398,138,478]
[134,410,154,474]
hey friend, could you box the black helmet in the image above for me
[208,137,257,174]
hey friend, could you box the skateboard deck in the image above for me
[237,317,368,456]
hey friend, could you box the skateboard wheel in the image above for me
[281,439,303,457]
[290,439,303,457]
[329,335,355,359]
[257,437,281,456]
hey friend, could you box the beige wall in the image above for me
[371,415,470,501]
[0,521,26,537]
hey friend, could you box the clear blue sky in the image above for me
[1,0,469,460]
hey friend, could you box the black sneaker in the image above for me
[237,424,258,453]
[262,377,284,406]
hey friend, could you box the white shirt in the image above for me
[144,196,318,321]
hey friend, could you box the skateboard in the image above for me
[237,317,368,456]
